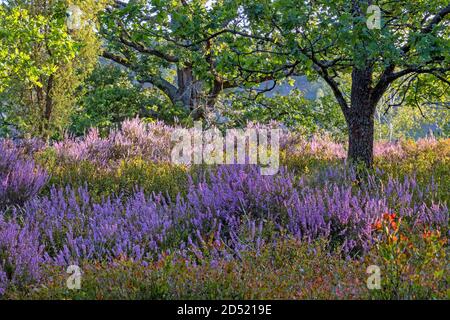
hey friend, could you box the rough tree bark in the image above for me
[346,110,375,167]
[175,66,204,119]
[345,67,377,167]
[43,74,54,134]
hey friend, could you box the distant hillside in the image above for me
[256,76,325,100]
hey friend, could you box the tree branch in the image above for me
[102,51,179,103]
[101,51,130,67]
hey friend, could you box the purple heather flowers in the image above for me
[0,119,448,295]
[0,140,48,209]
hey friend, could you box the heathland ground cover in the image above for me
[0,119,448,299]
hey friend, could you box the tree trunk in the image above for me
[43,75,54,125]
[176,66,204,119]
[206,79,222,112]
[346,67,376,167]
[347,112,375,167]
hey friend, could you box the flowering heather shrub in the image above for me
[51,118,290,167]
[284,132,347,160]
[0,119,448,298]
[13,138,47,156]
[373,136,446,161]
[0,217,43,294]
[0,163,446,294]
[18,186,174,265]
[284,136,449,195]
[47,117,449,182]
[245,120,292,147]
[53,118,174,165]
[373,138,449,202]
[283,132,447,163]
[0,140,48,209]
